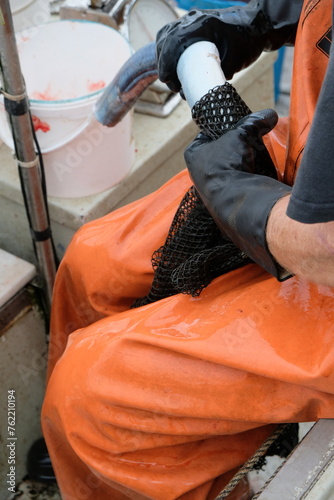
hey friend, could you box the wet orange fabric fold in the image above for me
[42,1,334,498]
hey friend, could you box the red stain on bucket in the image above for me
[32,115,50,133]
[31,84,67,101]
[87,80,106,93]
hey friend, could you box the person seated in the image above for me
[41,0,334,498]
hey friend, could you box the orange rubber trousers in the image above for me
[42,171,334,500]
[42,1,334,498]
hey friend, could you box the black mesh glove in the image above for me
[156,0,303,93]
[184,108,292,280]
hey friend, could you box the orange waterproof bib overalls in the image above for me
[42,1,334,498]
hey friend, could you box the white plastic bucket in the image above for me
[0,20,135,198]
[10,0,50,33]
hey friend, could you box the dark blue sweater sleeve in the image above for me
[287,21,334,223]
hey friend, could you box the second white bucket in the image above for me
[9,0,50,33]
[0,20,135,198]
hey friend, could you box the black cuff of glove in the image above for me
[248,186,293,281]
[198,173,293,281]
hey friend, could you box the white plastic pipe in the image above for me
[176,41,226,109]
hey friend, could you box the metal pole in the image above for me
[0,1,57,311]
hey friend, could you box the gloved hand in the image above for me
[184,108,292,280]
[156,0,302,93]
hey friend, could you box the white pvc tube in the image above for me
[176,41,226,109]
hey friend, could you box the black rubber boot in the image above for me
[27,437,57,484]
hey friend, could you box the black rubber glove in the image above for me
[184,109,292,280]
[156,0,303,93]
